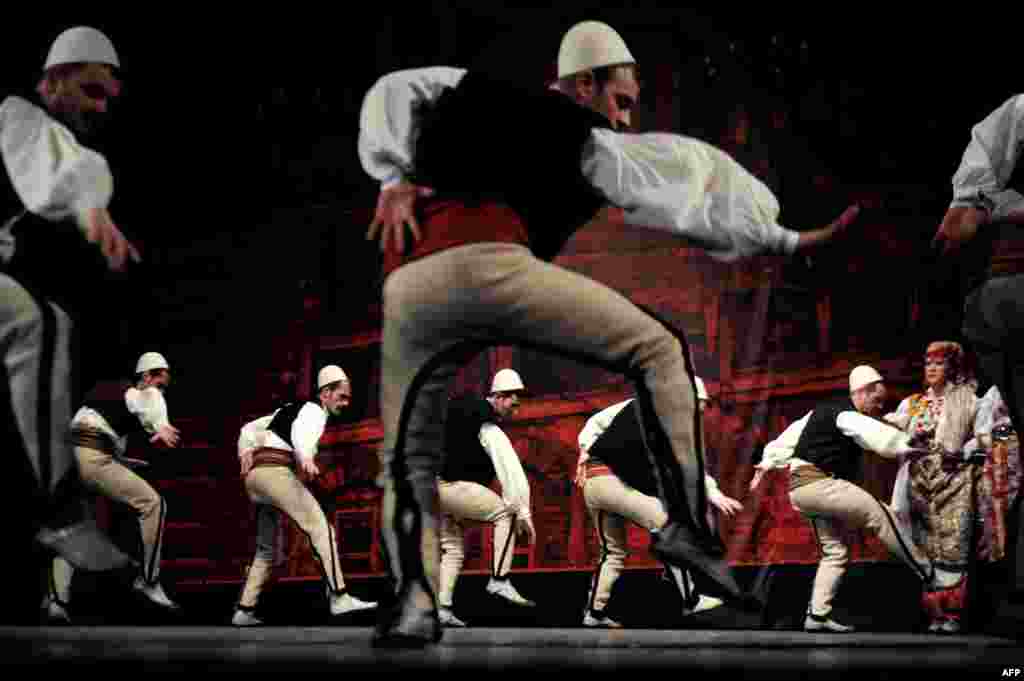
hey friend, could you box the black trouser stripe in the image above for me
[15,283,58,496]
[390,341,487,601]
[264,500,342,595]
[326,520,341,592]
[588,510,609,613]
[808,517,825,560]
[494,513,516,578]
[146,496,166,584]
[871,496,930,582]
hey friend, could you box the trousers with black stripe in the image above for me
[378,242,713,618]
[437,480,518,608]
[1,273,76,522]
[236,464,345,609]
[583,472,699,615]
[47,445,167,604]
[790,477,932,617]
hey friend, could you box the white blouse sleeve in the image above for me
[950,94,1024,220]
[290,403,327,465]
[125,386,170,434]
[358,67,468,189]
[480,423,531,521]
[0,96,113,231]
[757,412,811,470]
[577,399,634,464]
[238,413,275,458]
[836,411,919,459]
[582,130,800,262]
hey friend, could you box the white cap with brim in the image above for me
[318,365,349,390]
[44,26,119,71]
[557,20,635,79]
[849,365,884,393]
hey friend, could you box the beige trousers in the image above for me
[790,476,932,617]
[48,445,166,603]
[437,480,517,607]
[236,465,345,608]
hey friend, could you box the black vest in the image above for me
[81,380,139,438]
[441,394,500,486]
[413,70,612,262]
[586,400,658,497]
[792,397,863,481]
[267,401,320,450]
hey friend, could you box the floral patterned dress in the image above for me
[890,390,980,589]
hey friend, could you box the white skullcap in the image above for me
[44,26,119,71]
[557,20,635,79]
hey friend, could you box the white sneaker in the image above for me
[330,591,378,616]
[485,578,536,607]
[40,596,72,625]
[583,611,623,628]
[683,594,725,616]
[803,612,855,633]
[231,608,264,627]
[927,619,943,633]
[439,607,467,627]
[132,577,181,612]
[940,619,961,634]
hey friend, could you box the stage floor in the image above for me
[6,625,1022,677]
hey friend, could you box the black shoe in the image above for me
[372,599,442,649]
[651,522,759,611]
[35,522,136,572]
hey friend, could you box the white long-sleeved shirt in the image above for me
[357,67,801,263]
[478,422,532,521]
[757,408,922,472]
[949,93,1024,220]
[577,398,722,496]
[71,386,171,456]
[0,96,114,263]
[237,403,327,467]
[358,66,467,189]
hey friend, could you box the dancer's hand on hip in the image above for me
[709,489,743,517]
[367,182,435,254]
[299,458,320,480]
[932,205,989,257]
[516,516,536,544]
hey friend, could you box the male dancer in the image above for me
[231,365,377,625]
[359,20,860,645]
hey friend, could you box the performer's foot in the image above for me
[651,522,757,611]
[372,583,442,648]
[927,618,943,633]
[40,596,72,625]
[683,594,725,617]
[486,577,536,607]
[231,607,264,627]
[35,521,136,572]
[330,591,378,617]
[439,606,467,627]
[803,612,855,633]
[132,576,182,612]
[940,617,962,634]
[583,609,623,628]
